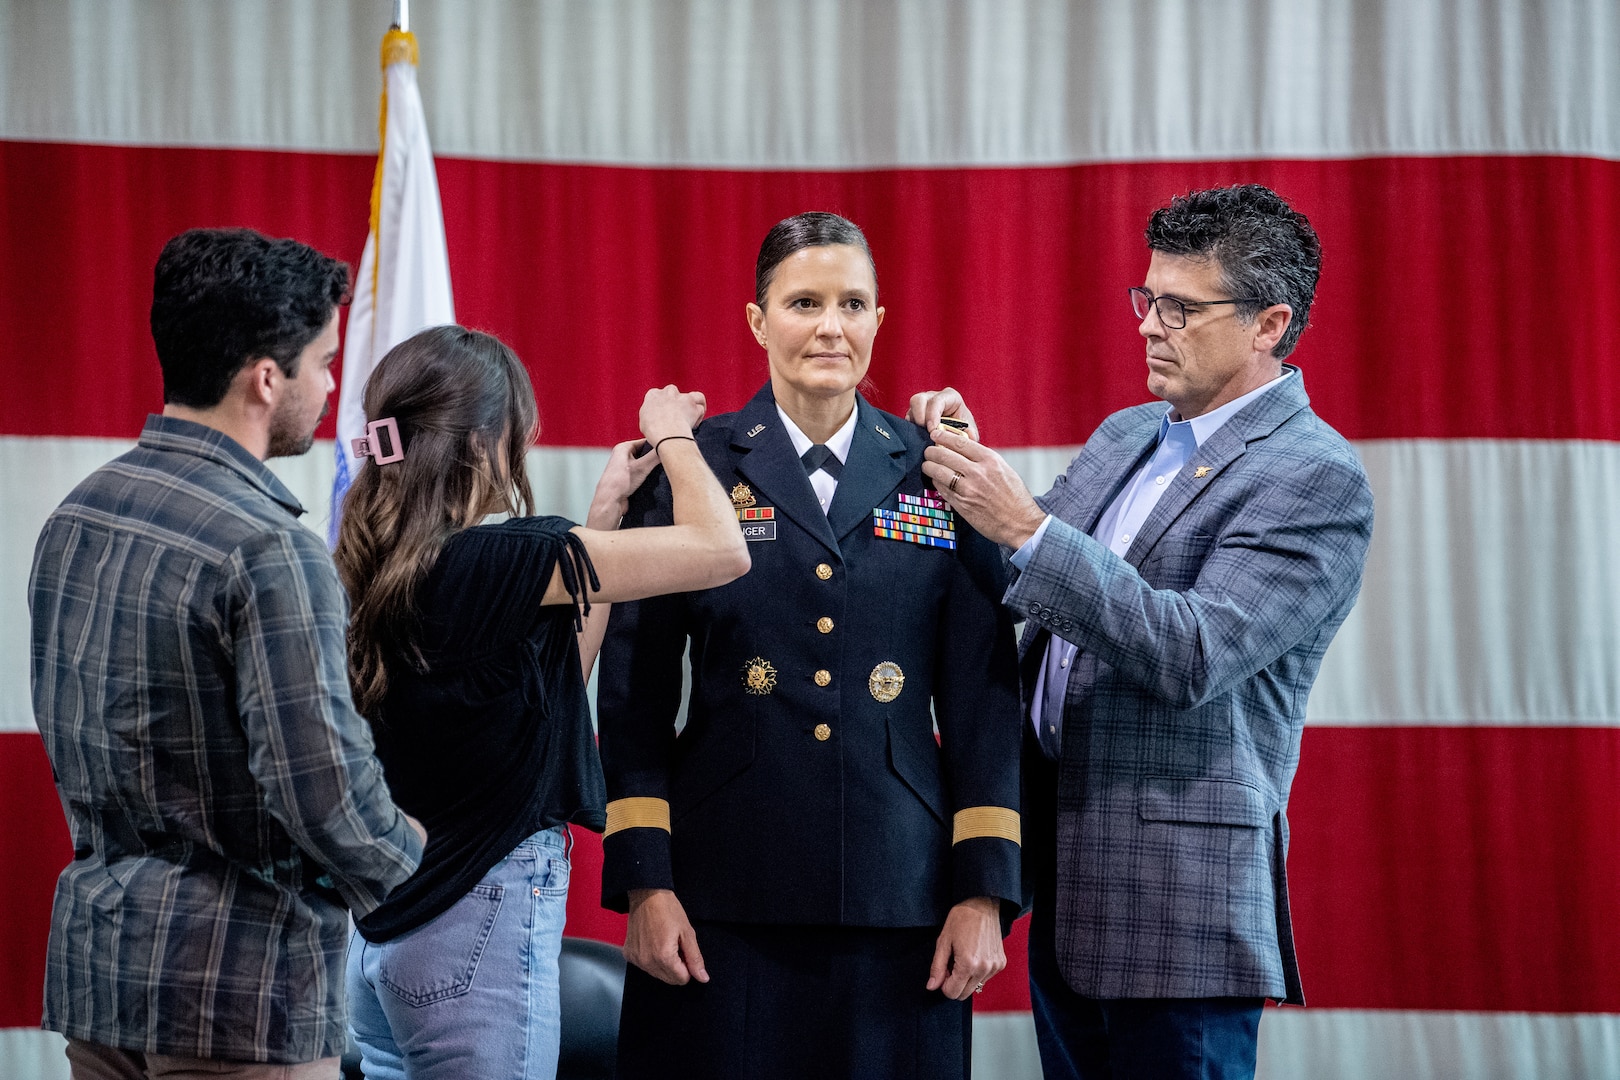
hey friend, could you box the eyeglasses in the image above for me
[1128,287,1260,330]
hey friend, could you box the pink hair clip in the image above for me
[352,417,404,465]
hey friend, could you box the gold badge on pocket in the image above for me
[869,661,905,703]
[743,657,778,695]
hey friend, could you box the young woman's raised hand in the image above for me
[585,439,663,531]
[639,384,707,444]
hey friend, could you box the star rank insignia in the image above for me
[1194,466,1211,478]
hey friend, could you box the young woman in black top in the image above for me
[332,325,747,1080]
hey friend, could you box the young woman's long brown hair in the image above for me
[334,326,538,717]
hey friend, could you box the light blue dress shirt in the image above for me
[1012,372,1293,754]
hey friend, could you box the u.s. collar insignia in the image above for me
[731,483,757,508]
[1194,466,1211,478]
[743,657,778,695]
[874,424,891,440]
[869,661,904,703]
[746,423,766,438]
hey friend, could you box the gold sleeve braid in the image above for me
[603,797,671,837]
[952,806,1021,846]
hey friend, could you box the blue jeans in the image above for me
[346,827,571,1080]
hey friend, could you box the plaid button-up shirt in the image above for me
[29,415,422,1063]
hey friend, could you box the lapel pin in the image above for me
[1194,466,1211,478]
[874,425,891,440]
[731,483,756,508]
[746,423,766,438]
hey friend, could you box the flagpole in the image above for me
[393,0,408,31]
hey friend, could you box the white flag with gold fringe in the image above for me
[330,24,454,543]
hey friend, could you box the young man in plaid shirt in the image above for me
[30,228,425,1079]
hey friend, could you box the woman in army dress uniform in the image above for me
[597,212,1024,1079]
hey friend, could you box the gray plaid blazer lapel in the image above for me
[1124,372,1312,568]
[1017,410,1162,659]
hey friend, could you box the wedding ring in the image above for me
[950,471,963,493]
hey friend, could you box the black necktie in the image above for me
[800,444,843,481]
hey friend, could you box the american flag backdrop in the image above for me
[2,2,1618,1077]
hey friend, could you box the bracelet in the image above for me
[653,434,697,453]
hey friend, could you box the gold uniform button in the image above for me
[814,723,832,741]
[816,617,834,634]
[815,563,833,580]
[814,669,832,687]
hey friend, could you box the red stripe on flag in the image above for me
[4,140,1618,445]
[1287,726,1620,1012]
[565,726,1620,1014]
[4,727,1618,1020]
[0,732,71,1029]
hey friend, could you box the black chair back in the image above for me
[558,936,627,1080]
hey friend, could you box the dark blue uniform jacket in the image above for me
[598,383,1023,928]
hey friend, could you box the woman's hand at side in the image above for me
[926,896,1006,1000]
[624,888,709,986]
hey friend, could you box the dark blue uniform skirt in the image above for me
[615,922,971,1080]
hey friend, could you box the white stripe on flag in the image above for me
[0,1029,67,1080]
[5,1011,1617,1080]
[5,436,1617,734]
[968,1010,1620,1080]
[3,0,1616,165]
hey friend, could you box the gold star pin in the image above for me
[1194,466,1211,479]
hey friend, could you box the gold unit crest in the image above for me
[743,657,778,695]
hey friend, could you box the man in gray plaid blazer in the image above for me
[912,185,1374,1079]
